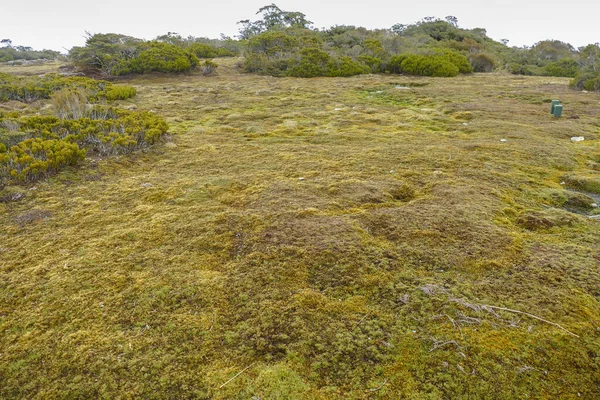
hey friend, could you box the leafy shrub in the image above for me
[469,53,495,72]
[0,108,168,184]
[441,51,473,73]
[0,138,86,183]
[388,54,460,77]
[288,47,331,77]
[69,34,199,76]
[543,58,579,77]
[123,42,199,74]
[189,43,217,58]
[327,56,370,77]
[103,85,137,101]
[189,43,235,59]
[570,72,600,91]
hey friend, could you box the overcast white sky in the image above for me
[1,0,598,52]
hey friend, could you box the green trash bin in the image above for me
[551,100,560,114]
[553,104,563,118]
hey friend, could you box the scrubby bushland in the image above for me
[0,108,168,184]
[0,73,136,103]
[69,34,199,76]
[570,71,600,91]
[0,40,61,62]
[189,43,236,58]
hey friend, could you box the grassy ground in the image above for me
[1,59,599,399]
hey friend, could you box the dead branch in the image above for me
[429,340,461,352]
[219,362,257,389]
[368,379,387,392]
[480,305,579,338]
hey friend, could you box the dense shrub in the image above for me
[441,51,473,73]
[287,48,331,77]
[103,85,137,101]
[0,138,86,183]
[570,72,600,91]
[0,108,169,184]
[0,73,135,103]
[70,34,199,76]
[388,54,460,77]
[543,58,580,77]
[0,45,60,63]
[120,42,198,75]
[469,53,495,72]
[189,43,236,58]
[327,56,370,77]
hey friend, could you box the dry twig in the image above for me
[219,362,257,389]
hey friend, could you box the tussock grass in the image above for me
[1,59,599,398]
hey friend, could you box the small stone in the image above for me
[500,139,507,142]
[334,108,343,111]
[463,123,469,126]
[433,170,441,175]
[141,183,153,188]
[571,136,585,142]
[390,169,395,174]
[560,181,566,185]
[298,177,305,181]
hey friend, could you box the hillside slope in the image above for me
[1,59,599,398]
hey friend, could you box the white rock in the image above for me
[500,139,507,142]
[298,177,305,181]
[571,136,585,142]
[141,183,153,188]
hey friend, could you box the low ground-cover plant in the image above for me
[0,73,137,103]
[0,107,168,184]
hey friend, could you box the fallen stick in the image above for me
[369,379,387,392]
[481,305,579,338]
[219,362,257,389]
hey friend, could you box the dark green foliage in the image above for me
[388,54,460,77]
[543,58,580,77]
[469,53,495,72]
[120,42,199,75]
[570,71,600,91]
[69,34,198,76]
[439,50,473,73]
[189,43,235,58]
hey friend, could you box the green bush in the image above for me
[570,72,600,91]
[124,42,199,74]
[189,43,217,58]
[288,47,331,77]
[469,53,495,72]
[0,138,86,183]
[543,58,580,77]
[441,51,473,73]
[0,107,168,184]
[189,43,235,59]
[388,54,460,77]
[327,56,370,77]
[103,85,137,101]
